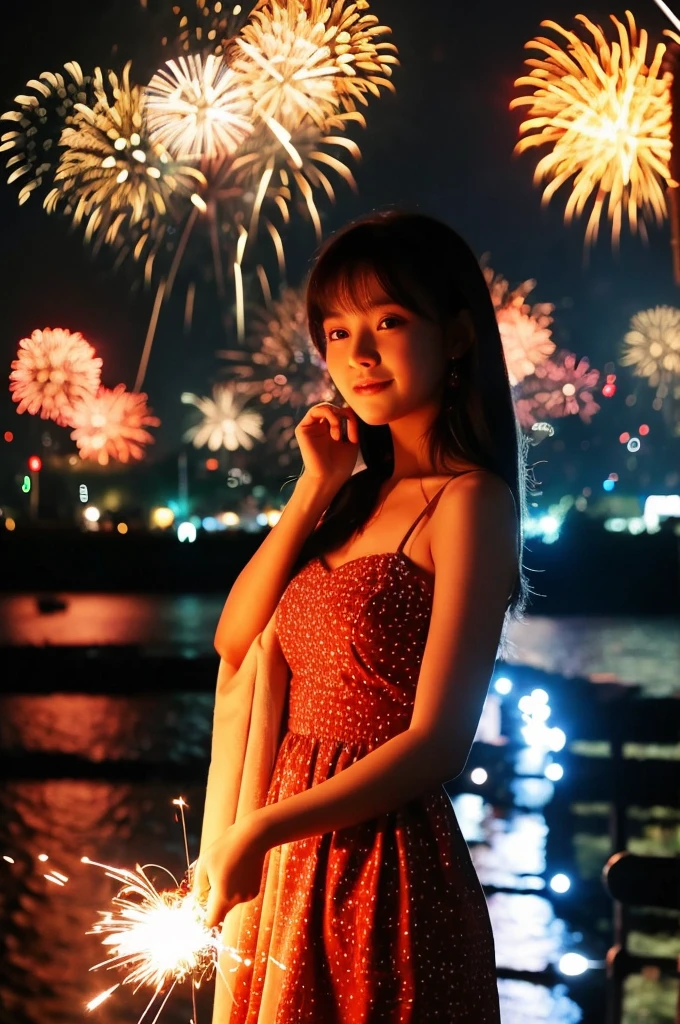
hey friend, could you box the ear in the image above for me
[445,309,476,359]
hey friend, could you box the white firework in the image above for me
[182,384,265,451]
[145,54,254,160]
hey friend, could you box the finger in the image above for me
[300,406,343,440]
[192,858,209,901]
[206,887,231,931]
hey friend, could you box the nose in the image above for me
[347,324,380,368]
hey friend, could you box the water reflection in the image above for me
[1,600,678,1023]
[0,779,211,1024]
[0,694,214,764]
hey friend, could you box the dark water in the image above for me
[1,595,679,1024]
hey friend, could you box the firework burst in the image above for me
[621,304,680,400]
[514,350,601,429]
[69,383,160,465]
[0,62,93,206]
[182,383,265,450]
[2,1,397,390]
[47,63,205,258]
[167,0,266,60]
[9,328,103,426]
[306,0,398,112]
[233,1,341,131]
[483,263,556,386]
[145,54,254,160]
[220,285,335,408]
[510,11,673,248]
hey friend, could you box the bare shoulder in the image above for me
[430,470,518,552]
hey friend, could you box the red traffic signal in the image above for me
[28,455,42,472]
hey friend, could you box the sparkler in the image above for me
[84,796,285,1023]
[511,11,673,249]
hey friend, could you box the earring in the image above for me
[446,357,460,390]
[444,357,460,411]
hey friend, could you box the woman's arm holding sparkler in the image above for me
[214,402,359,667]
[197,473,518,929]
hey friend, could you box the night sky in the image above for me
[2,0,679,503]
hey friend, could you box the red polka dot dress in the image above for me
[216,478,501,1023]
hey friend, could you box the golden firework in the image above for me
[47,62,205,257]
[510,11,674,247]
[0,62,92,206]
[621,305,680,401]
[305,0,398,112]
[233,0,341,131]
[145,54,254,160]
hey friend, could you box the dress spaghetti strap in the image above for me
[396,472,473,556]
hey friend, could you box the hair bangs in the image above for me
[307,232,436,353]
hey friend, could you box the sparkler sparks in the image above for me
[511,12,674,248]
[83,796,286,1023]
[145,54,254,160]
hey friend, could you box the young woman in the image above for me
[196,210,528,1022]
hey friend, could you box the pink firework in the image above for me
[9,328,103,426]
[514,351,600,429]
[496,305,556,387]
[482,263,556,386]
[69,384,160,465]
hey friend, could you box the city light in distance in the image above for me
[28,455,42,472]
[83,506,100,523]
[220,511,240,527]
[494,677,513,695]
[549,873,571,894]
[151,506,175,529]
[545,763,564,781]
[470,768,488,785]
[177,521,197,543]
[558,952,589,976]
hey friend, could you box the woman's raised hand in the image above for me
[295,402,360,486]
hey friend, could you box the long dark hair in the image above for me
[291,209,531,622]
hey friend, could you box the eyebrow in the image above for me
[322,301,403,319]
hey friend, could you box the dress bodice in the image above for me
[275,551,434,748]
[275,473,473,749]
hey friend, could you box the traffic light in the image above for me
[28,455,42,472]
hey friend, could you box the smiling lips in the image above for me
[353,379,393,394]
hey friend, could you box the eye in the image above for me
[326,327,348,342]
[378,315,404,330]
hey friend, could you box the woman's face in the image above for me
[321,278,449,426]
